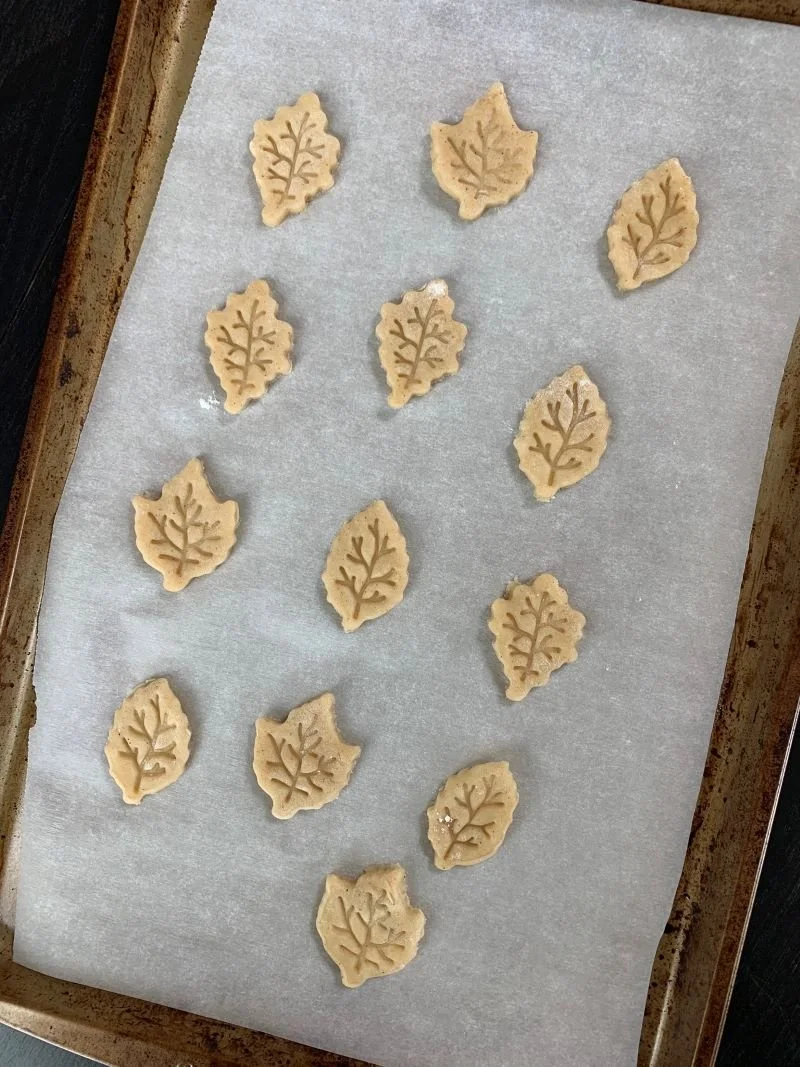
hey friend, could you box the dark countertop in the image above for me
[0,2,797,1064]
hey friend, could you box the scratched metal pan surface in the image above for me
[0,1,797,1065]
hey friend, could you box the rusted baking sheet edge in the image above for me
[0,0,797,1064]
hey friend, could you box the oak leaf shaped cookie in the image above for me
[430,82,538,220]
[607,158,698,290]
[253,693,361,819]
[205,279,293,414]
[316,864,425,988]
[250,91,340,227]
[132,458,238,592]
[427,761,518,870]
[376,279,468,408]
[489,573,585,701]
[515,365,610,502]
[104,678,191,805]
[322,500,409,632]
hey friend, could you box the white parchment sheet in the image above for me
[14,1,800,1064]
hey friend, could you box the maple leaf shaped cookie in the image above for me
[104,678,191,805]
[515,365,611,502]
[253,693,361,819]
[132,458,238,592]
[205,279,293,414]
[607,158,699,290]
[489,573,585,701]
[427,761,519,870]
[250,91,340,227]
[316,865,426,988]
[376,280,468,408]
[431,83,538,220]
[322,500,409,632]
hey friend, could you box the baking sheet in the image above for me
[13,0,800,1064]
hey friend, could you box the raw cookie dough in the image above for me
[489,573,585,701]
[427,761,519,870]
[322,500,409,632]
[607,157,698,291]
[132,458,238,592]
[515,365,610,502]
[253,692,361,819]
[104,678,191,805]
[250,91,340,227]
[376,279,468,408]
[205,279,293,414]
[430,82,538,221]
[316,864,425,988]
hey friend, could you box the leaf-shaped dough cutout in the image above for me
[132,458,239,592]
[250,91,340,227]
[376,279,468,409]
[104,678,191,805]
[514,365,611,502]
[205,280,293,414]
[316,864,425,988]
[430,82,538,221]
[607,158,698,290]
[322,500,409,632]
[253,693,361,819]
[488,573,585,701]
[427,761,519,870]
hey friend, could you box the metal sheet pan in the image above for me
[0,1,796,1064]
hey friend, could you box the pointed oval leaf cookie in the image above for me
[104,678,191,805]
[515,365,610,502]
[132,458,239,592]
[205,279,293,414]
[427,761,518,870]
[316,864,425,988]
[489,573,585,701]
[430,82,538,221]
[250,91,340,227]
[607,158,698,290]
[253,692,361,819]
[322,500,409,632]
[376,279,468,409]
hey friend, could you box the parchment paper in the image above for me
[14,1,800,1064]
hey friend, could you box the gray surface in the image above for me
[12,1,800,1065]
[0,1027,91,1067]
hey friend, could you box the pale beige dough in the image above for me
[322,500,409,632]
[515,365,611,502]
[104,678,191,805]
[132,458,238,592]
[376,279,468,408]
[250,91,340,227]
[253,693,361,819]
[488,573,585,701]
[430,82,538,221]
[316,864,425,988]
[427,761,519,870]
[205,279,293,414]
[607,157,699,290]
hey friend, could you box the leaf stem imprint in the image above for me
[502,591,566,682]
[147,483,222,577]
[529,381,596,486]
[388,299,451,390]
[117,695,176,793]
[442,775,506,860]
[216,299,276,396]
[263,112,324,205]
[335,518,397,620]
[623,174,687,280]
[447,111,523,199]
[264,719,335,803]
[332,891,406,974]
